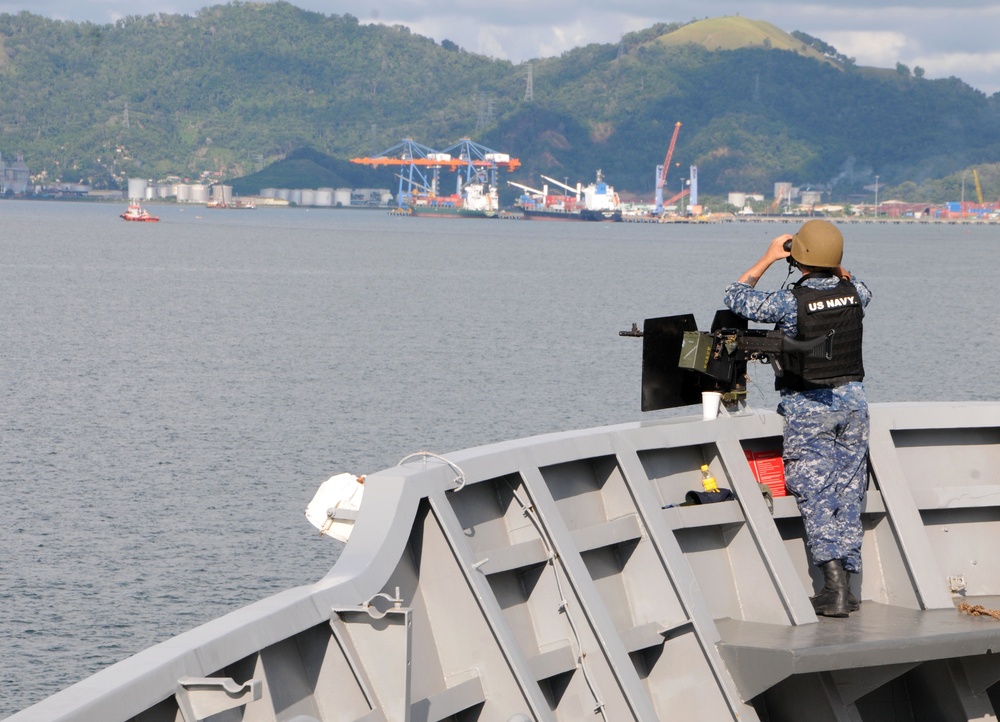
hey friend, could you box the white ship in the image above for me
[513,170,623,221]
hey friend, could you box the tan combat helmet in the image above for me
[790,219,843,268]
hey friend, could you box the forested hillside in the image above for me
[2,3,999,201]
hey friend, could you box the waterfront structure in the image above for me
[1,153,30,195]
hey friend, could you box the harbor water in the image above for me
[1,200,996,717]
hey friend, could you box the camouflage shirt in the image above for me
[724,274,872,415]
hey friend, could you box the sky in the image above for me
[3,0,999,95]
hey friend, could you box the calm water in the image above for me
[1,200,996,716]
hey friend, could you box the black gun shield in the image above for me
[710,308,748,333]
[640,314,702,411]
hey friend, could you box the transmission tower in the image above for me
[524,63,534,102]
[476,95,495,132]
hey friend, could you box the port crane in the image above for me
[442,138,520,192]
[351,139,520,207]
[654,121,682,215]
[507,179,578,211]
[540,174,582,200]
[973,168,985,205]
[508,180,552,200]
[660,186,691,212]
[508,180,546,196]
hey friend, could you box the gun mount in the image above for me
[622,310,832,412]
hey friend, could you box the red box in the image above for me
[745,450,787,497]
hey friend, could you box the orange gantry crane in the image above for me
[351,138,520,205]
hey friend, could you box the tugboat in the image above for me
[120,202,159,222]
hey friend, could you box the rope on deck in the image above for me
[957,602,1000,621]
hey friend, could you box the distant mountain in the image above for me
[491,15,1000,199]
[1,5,998,201]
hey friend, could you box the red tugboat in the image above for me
[120,202,159,222]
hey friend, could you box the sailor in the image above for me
[724,219,872,618]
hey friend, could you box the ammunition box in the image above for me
[678,331,714,372]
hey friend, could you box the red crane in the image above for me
[655,122,682,214]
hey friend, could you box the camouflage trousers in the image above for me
[782,407,870,573]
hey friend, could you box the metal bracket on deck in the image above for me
[331,602,413,722]
[176,676,262,722]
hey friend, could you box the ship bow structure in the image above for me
[12,402,1000,722]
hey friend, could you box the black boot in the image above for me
[811,560,851,617]
[810,582,860,612]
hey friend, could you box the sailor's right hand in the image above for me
[768,233,793,262]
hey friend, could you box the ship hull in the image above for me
[519,207,581,221]
[13,401,1000,722]
[408,206,498,219]
[580,208,623,222]
[520,207,622,221]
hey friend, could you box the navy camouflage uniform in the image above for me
[724,275,872,573]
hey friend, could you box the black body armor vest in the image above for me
[776,275,865,391]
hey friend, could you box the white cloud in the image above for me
[821,31,910,68]
[913,49,1000,90]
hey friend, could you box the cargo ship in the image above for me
[511,170,622,221]
[407,180,500,219]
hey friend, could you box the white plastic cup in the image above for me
[702,391,722,420]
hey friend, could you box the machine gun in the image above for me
[621,309,833,412]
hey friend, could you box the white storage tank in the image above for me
[355,188,383,205]
[300,189,317,206]
[333,188,351,207]
[190,185,210,204]
[175,184,192,202]
[127,178,148,200]
[276,188,290,201]
[211,185,232,205]
[315,188,334,207]
[260,188,277,199]
[288,189,302,205]
[801,190,822,206]
[728,192,746,208]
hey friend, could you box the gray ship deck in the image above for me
[718,599,1000,698]
[9,401,1000,722]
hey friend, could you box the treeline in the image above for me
[1,3,999,200]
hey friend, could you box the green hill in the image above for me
[657,16,834,65]
[230,147,387,195]
[1,4,998,202]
